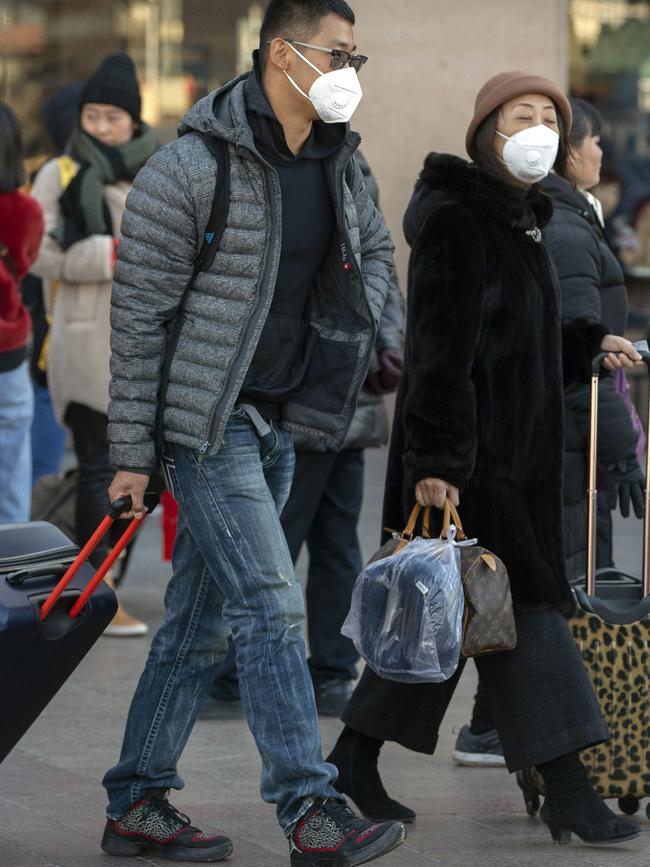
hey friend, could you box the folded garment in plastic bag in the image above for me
[342,536,464,683]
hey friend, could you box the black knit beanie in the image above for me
[80,53,141,121]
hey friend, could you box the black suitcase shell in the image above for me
[0,521,117,762]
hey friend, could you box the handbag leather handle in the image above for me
[393,503,432,551]
[402,503,431,539]
[441,498,467,541]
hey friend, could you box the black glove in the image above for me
[367,347,404,394]
[378,347,403,392]
[606,459,645,518]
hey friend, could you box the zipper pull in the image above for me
[196,441,210,479]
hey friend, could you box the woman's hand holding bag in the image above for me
[415,477,459,509]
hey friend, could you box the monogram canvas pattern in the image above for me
[460,546,517,657]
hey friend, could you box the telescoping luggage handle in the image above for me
[39,493,159,622]
[587,351,650,596]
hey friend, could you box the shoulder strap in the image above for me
[193,134,231,275]
[344,155,356,189]
[154,133,231,467]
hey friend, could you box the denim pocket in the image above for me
[259,425,280,468]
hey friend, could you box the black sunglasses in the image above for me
[281,39,368,73]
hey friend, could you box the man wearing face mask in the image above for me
[101,1,404,865]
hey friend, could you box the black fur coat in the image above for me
[383,154,608,615]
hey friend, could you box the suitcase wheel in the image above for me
[618,795,640,815]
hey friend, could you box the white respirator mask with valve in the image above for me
[283,40,363,124]
[496,124,560,183]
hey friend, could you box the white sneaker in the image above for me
[452,724,506,767]
[103,604,148,637]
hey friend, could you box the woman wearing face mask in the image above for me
[327,72,643,846]
[31,53,159,636]
[539,100,644,579]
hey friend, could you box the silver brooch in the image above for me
[525,227,542,243]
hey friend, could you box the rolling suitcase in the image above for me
[517,352,650,819]
[0,493,158,763]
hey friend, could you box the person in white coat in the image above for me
[31,53,159,635]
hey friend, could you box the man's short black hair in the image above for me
[259,0,355,67]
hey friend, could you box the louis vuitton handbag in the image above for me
[441,499,517,657]
[374,501,517,657]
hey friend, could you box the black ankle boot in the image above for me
[537,752,641,846]
[326,726,416,824]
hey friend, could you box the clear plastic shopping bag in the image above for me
[342,535,464,684]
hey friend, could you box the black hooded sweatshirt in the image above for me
[239,54,345,412]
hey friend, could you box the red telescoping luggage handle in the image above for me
[587,351,650,597]
[39,494,159,621]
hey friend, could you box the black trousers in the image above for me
[342,607,608,772]
[64,402,163,573]
[282,449,364,682]
[65,403,120,569]
[212,449,365,696]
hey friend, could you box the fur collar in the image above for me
[404,152,553,245]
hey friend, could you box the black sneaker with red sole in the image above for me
[101,790,233,862]
[289,798,405,866]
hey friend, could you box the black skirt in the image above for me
[342,607,608,771]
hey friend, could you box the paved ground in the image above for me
[1,446,649,866]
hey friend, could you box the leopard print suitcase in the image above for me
[517,351,650,819]
[571,589,650,815]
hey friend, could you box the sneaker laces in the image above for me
[320,798,373,834]
[148,792,194,831]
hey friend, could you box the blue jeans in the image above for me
[103,410,340,831]
[212,448,363,695]
[0,362,34,523]
[31,382,66,483]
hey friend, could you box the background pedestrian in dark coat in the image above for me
[327,71,643,848]
[540,100,644,579]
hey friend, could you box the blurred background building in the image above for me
[2,0,650,281]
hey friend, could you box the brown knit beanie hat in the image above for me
[466,71,572,160]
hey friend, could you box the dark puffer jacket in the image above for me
[293,152,404,453]
[382,154,608,616]
[540,174,639,580]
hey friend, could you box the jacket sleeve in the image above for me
[545,216,604,323]
[353,153,404,351]
[376,266,404,352]
[561,318,609,385]
[29,159,113,291]
[348,156,396,327]
[543,216,610,383]
[566,378,640,467]
[108,141,200,472]
[402,204,486,492]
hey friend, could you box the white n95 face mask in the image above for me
[284,41,363,124]
[496,124,559,183]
